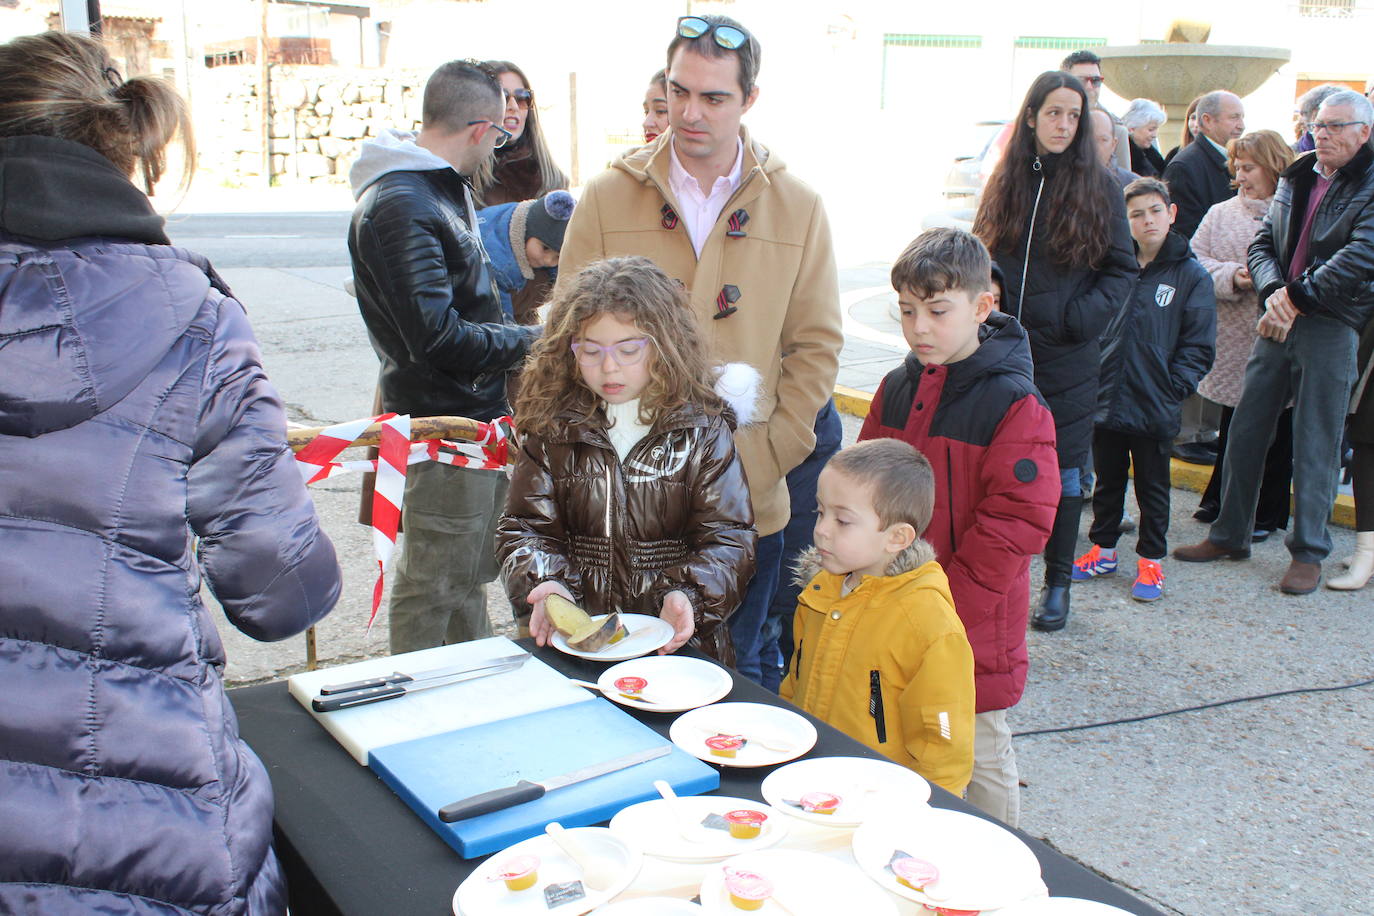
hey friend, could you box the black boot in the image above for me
[1032,494,1082,632]
[1033,583,1070,631]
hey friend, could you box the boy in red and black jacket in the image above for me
[859,228,1059,827]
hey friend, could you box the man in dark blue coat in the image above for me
[1162,90,1246,239]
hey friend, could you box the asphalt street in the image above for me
[169,205,1374,916]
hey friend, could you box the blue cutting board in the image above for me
[369,697,719,858]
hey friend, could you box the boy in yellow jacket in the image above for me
[780,439,975,795]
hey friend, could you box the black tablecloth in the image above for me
[231,643,1162,915]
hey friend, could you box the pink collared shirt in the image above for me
[668,136,744,257]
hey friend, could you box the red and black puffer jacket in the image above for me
[859,312,1060,712]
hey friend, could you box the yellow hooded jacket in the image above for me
[780,542,975,796]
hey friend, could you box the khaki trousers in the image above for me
[967,708,1020,828]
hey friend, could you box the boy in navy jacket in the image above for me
[1073,177,1216,600]
[859,228,1059,826]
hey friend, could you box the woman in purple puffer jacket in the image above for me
[0,32,341,915]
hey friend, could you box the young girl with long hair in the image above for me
[496,256,758,664]
[973,70,1135,632]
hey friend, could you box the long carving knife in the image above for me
[436,745,673,823]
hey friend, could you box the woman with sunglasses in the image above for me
[973,71,1135,634]
[474,61,569,327]
[498,257,758,665]
[473,60,568,207]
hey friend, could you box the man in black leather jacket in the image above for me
[1175,91,1374,595]
[348,60,538,652]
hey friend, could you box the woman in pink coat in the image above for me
[1191,130,1295,539]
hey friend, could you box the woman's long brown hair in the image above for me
[973,70,1115,271]
[472,60,568,204]
[515,257,723,438]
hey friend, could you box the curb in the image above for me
[832,385,1357,530]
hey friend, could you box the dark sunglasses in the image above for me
[505,87,533,110]
[677,16,748,50]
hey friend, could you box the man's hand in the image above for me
[1265,286,1299,324]
[526,580,576,646]
[657,590,696,654]
[1235,266,1253,291]
[1257,311,1292,343]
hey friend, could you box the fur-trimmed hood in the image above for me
[793,540,937,586]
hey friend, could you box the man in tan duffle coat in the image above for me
[556,13,843,684]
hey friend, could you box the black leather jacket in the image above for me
[1250,144,1374,332]
[349,166,535,420]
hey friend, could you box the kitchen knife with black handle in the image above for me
[436,745,672,822]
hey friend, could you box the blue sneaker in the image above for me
[1072,545,1117,580]
[1131,558,1165,601]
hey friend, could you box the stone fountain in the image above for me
[1096,21,1291,123]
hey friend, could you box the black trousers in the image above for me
[1089,429,1172,560]
[1199,405,1293,531]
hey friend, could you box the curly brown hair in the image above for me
[973,70,1116,271]
[515,257,723,437]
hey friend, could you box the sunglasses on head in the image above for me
[505,87,533,110]
[677,16,748,50]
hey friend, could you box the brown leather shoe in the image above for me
[1279,560,1321,595]
[1172,540,1251,562]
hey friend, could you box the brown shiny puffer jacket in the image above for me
[497,404,756,665]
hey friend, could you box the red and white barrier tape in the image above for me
[293,414,514,631]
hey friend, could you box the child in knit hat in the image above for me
[479,189,576,322]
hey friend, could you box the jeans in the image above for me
[760,399,843,691]
[1199,405,1293,532]
[1089,430,1171,559]
[1211,315,1358,563]
[389,462,507,653]
[726,530,784,685]
[730,399,842,687]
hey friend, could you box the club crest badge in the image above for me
[1154,284,1176,308]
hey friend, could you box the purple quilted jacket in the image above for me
[0,136,342,914]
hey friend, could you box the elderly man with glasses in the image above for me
[558,14,843,688]
[1175,90,1374,594]
[347,59,539,653]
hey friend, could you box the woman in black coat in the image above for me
[973,70,1136,631]
[1124,98,1168,178]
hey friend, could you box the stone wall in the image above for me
[192,65,425,186]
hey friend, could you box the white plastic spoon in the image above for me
[653,779,713,844]
[543,821,615,892]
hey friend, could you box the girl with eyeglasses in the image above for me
[497,257,758,665]
[973,71,1135,636]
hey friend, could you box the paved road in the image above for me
[168,206,1374,916]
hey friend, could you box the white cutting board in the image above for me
[287,637,591,764]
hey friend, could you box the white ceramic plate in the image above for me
[596,656,733,713]
[851,806,1046,912]
[698,849,898,915]
[759,756,931,828]
[609,795,789,862]
[593,897,703,914]
[991,897,1134,915]
[452,827,642,915]
[551,614,675,662]
[669,702,817,768]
